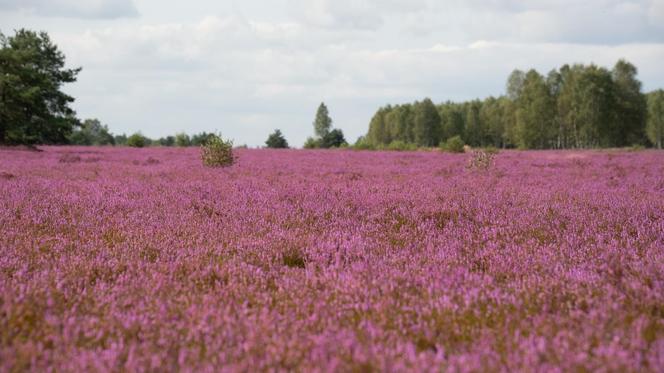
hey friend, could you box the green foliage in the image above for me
[175,133,191,147]
[646,89,664,149]
[265,129,289,149]
[114,134,128,146]
[313,102,332,138]
[413,98,441,147]
[191,132,214,146]
[362,59,652,150]
[158,136,175,147]
[514,70,555,149]
[441,136,465,153]
[321,128,347,148]
[0,29,81,145]
[353,136,376,150]
[303,137,319,149]
[386,140,417,151]
[201,133,235,167]
[127,133,147,148]
[68,119,115,146]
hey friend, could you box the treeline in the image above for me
[363,60,664,149]
[68,120,238,148]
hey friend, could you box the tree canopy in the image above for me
[0,29,81,145]
[363,59,655,149]
[265,129,289,148]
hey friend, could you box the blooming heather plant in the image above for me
[0,146,663,371]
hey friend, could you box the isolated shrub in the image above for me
[628,144,645,152]
[265,129,289,149]
[127,133,147,148]
[201,133,235,167]
[467,149,495,170]
[441,136,465,153]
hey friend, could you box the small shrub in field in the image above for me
[467,149,495,170]
[127,133,147,148]
[201,133,235,167]
[441,136,465,153]
[628,144,645,152]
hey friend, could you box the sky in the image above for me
[1,0,664,146]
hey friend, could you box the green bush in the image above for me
[440,136,465,153]
[127,133,147,148]
[303,137,320,149]
[353,136,375,150]
[201,133,235,167]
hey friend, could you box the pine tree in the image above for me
[265,129,289,149]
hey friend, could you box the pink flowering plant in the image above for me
[0,146,663,371]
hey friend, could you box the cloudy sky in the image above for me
[1,0,664,146]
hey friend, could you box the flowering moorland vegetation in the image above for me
[1,147,663,371]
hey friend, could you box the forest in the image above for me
[363,60,664,149]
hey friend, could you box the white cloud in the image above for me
[0,0,138,18]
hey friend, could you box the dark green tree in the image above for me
[463,100,484,147]
[265,129,289,148]
[647,90,664,149]
[413,98,440,147]
[0,29,81,145]
[321,128,346,148]
[515,70,555,149]
[612,60,647,146]
[313,102,333,138]
[158,136,175,146]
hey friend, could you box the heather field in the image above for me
[1,147,664,372]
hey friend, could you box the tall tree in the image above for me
[646,90,664,149]
[313,102,333,138]
[463,100,484,147]
[413,98,441,147]
[367,106,390,145]
[439,102,465,143]
[515,70,555,149]
[265,129,289,149]
[612,60,647,146]
[506,69,526,101]
[0,29,81,145]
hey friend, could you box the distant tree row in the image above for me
[365,60,664,149]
